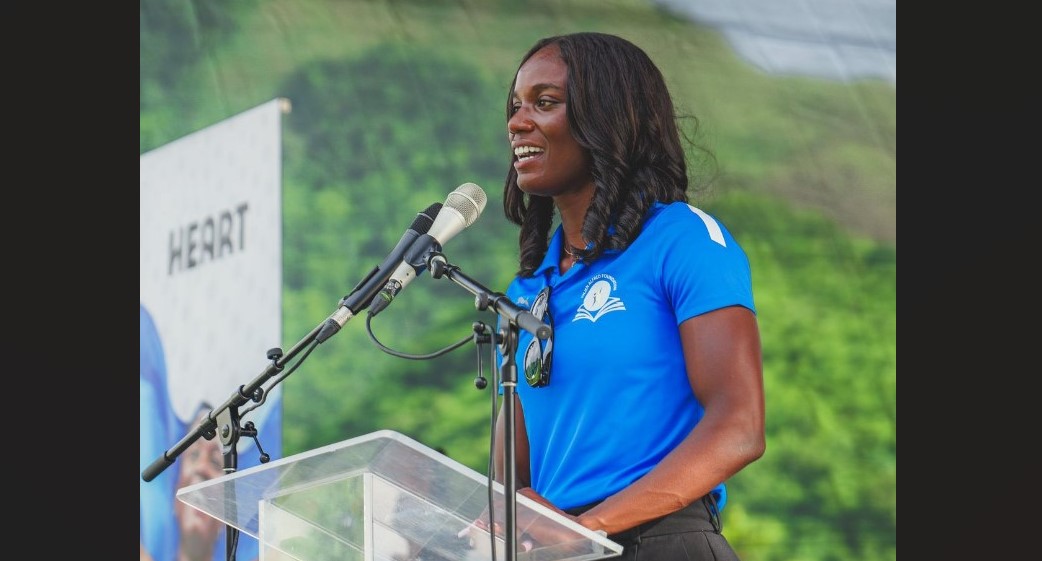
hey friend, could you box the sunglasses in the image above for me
[523,286,554,388]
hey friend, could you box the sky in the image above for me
[654,0,896,85]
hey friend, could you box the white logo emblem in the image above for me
[572,276,625,323]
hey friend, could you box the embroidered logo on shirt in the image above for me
[572,275,625,323]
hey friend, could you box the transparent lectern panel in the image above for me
[177,430,622,561]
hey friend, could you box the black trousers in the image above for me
[565,494,741,561]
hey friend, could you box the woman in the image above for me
[494,32,766,560]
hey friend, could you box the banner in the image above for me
[140,98,287,561]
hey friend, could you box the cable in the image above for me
[484,322,501,561]
[240,339,321,417]
[365,313,473,359]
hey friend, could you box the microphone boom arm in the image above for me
[140,324,324,482]
[428,253,551,339]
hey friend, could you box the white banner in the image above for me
[140,98,287,561]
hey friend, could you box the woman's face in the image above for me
[509,44,594,198]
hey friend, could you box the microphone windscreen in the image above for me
[412,202,442,234]
[445,182,487,227]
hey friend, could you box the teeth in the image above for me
[514,146,544,159]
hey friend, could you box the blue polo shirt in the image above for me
[500,201,755,510]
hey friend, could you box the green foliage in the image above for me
[139,0,251,153]
[274,44,519,465]
[704,192,896,560]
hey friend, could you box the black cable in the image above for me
[487,325,500,561]
[365,313,473,359]
[229,530,239,561]
[240,339,320,417]
[367,314,501,556]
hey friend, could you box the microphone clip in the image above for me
[428,251,455,279]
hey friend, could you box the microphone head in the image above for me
[446,182,487,227]
[413,202,442,234]
[428,183,487,243]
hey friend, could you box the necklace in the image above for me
[563,245,583,263]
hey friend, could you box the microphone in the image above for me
[368,182,487,317]
[315,202,442,343]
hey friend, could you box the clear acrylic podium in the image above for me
[176,430,623,561]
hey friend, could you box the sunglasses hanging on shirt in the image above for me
[522,286,553,388]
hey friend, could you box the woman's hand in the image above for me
[460,486,598,555]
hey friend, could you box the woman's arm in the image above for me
[576,305,766,535]
[494,392,531,487]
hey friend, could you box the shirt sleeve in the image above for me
[657,204,756,325]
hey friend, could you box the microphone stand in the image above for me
[141,315,343,561]
[427,251,551,561]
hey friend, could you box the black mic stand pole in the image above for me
[427,251,551,561]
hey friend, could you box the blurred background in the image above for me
[140,1,896,560]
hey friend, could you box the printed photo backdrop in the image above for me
[140,98,287,561]
[140,2,896,560]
